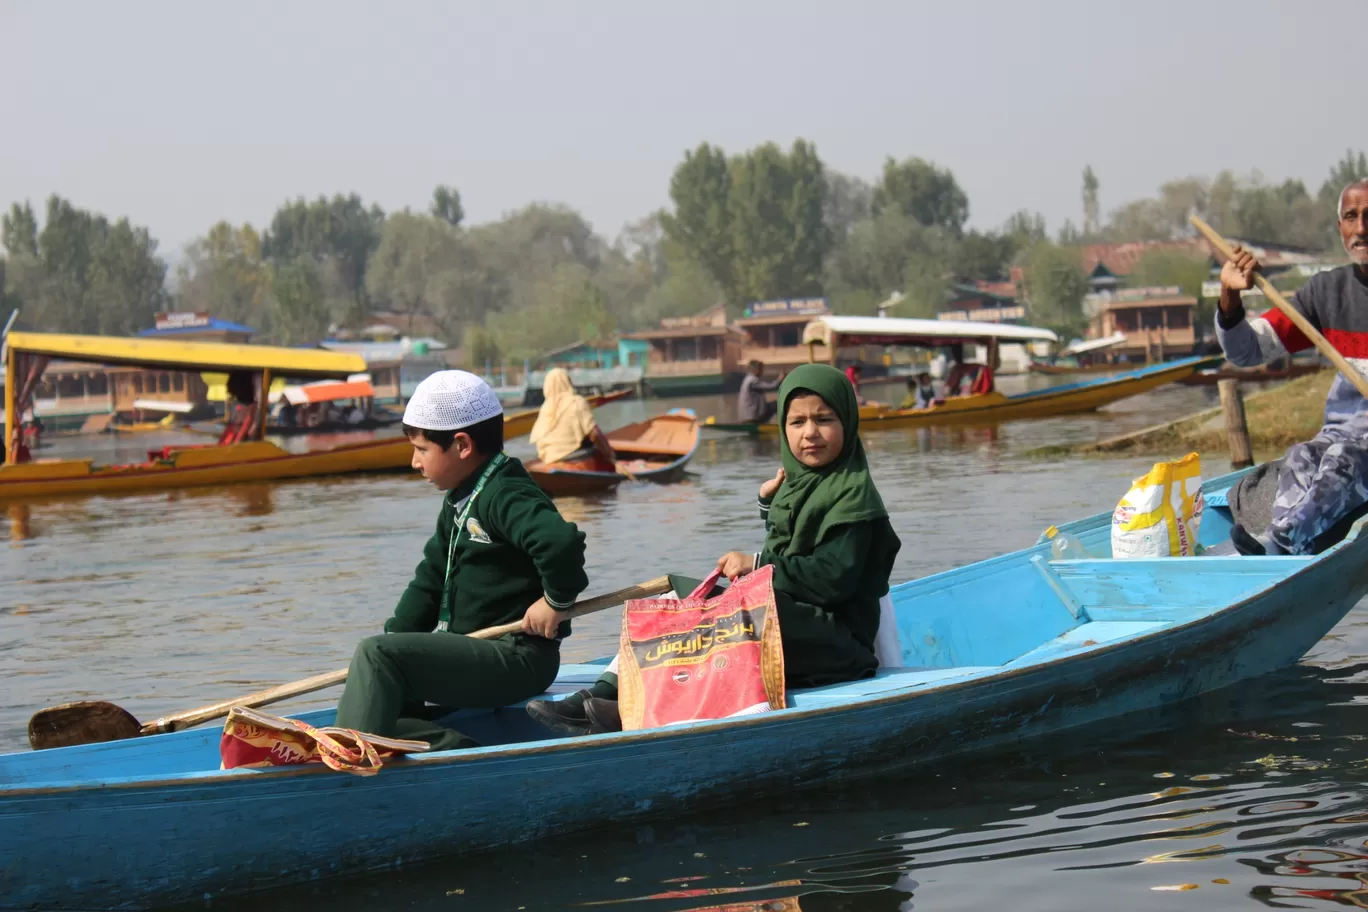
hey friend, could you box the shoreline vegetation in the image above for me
[3,151,1365,363]
[1027,370,1333,463]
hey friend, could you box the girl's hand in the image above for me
[758,467,785,500]
[717,551,756,580]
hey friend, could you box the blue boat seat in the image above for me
[787,666,997,707]
[1003,620,1166,667]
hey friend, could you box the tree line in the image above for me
[3,148,1365,358]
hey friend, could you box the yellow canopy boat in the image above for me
[703,317,1213,434]
[0,333,611,500]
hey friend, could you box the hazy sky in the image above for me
[1,1,1361,256]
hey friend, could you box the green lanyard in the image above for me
[436,452,507,632]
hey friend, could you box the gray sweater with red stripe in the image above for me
[1215,265,1368,429]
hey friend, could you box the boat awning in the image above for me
[1059,333,1127,357]
[801,316,1059,348]
[277,379,376,406]
[4,332,366,379]
[132,399,194,414]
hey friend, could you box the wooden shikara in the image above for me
[705,357,1217,436]
[526,409,700,497]
[0,333,630,501]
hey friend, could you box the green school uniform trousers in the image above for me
[335,456,588,751]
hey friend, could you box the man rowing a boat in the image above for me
[1216,178,1368,554]
[738,360,784,423]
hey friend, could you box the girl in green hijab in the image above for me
[526,364,901,735]
[716,362,902,686]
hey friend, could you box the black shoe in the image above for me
[583,698,623,733]
[526,690,594,736]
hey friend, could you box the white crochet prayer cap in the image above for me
[403,370,504,431]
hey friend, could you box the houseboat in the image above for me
[623,305,746,396]
[1088,286,1198,362]
[26,361,115,431]
[734,298,832,371]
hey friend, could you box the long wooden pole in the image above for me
[1218,378,1254,469]
[138,575,672,735]
[254,368,271,440]
[1190,215,1368,400]
[3,344,15,466]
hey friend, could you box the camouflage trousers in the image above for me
[1269,414,1368,554]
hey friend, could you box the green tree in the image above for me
[823,170,873,238]
[1232,176,1324,249]
[1318,149,1368,214]
[88,219,168,336]
[727,140,830,304]
[899,249,950,319]
[825,210,926,303]
[638,250,723,325]
[870,157,969,236]
[270,258,329,345]
[1082,166,1100,239]
[177,222,272,332]
[485,263,615,360]
[1,196,168,334]
[467,203,603,280]
[463,324,501,367]
[1020,240,1088,335]
[365,211,483,337]
[951,230,1017,282]
[2,203,38,256]
[262,194,385,326]
[1004,210,1048,247]
[1126,248,1208,298]
[825,210,950,316]
[430,185,464,227]
[659,143,735,300]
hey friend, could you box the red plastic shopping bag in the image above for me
[618,567,785,731]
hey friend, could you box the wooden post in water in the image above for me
[1218,378,1253,469]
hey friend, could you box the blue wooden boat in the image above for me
[4,466,1368,910]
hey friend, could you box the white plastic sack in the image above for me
[1111,452,1204,558]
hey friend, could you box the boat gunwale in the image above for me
[7,470,1354,798]
[0,435,415,490]
[4,331,367,379]
[703,358,1211,433]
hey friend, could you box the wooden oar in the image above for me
[1190,215,1368,400]
[28,576,672,751]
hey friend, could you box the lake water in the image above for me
[8,376,1367,911]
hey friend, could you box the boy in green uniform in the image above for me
[334,370,588,751]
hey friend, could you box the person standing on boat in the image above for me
[218,371,259,445]
[738,360,784,423]
[844,362,868,405]
[943,345,993,397]
[525,363,901,735]
[333,370,589,750]
[529,368,616,471]
[1216,179,1368,554]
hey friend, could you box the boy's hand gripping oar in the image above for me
[1189,215,1368,400]
[27,576,672,751]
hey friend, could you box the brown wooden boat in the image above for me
[525,409,699,497]
[1027,361,1124,375]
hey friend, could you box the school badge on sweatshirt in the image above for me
[466,518,493,544]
